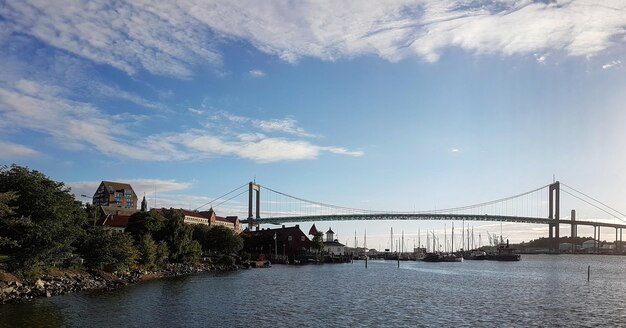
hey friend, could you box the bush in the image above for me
[79,228,139,272]
[217,255,235,266]
[137,234,158,270]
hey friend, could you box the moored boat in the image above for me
[487,240,521,261]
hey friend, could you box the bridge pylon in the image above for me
[247,182,260,230]
[548,181,560,253]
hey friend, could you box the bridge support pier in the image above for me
[548,182,560,253]
[247,182,261,230]
[616,228,619,255]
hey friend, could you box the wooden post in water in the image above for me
[397,255,400,268]
[365,257,368,269]
[587,265,590,282]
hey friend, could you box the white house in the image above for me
[323,228,345,255]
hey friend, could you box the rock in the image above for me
[45,291,52,298]
[0,271,19,284]
[2,287,14,294]
[35,279,45,289]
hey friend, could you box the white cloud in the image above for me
[0,79,362,163]
[0,141,40,159]
[451,148,459,153]
[3,1,625,78]
[0,79,164,160]
[249,69,266,77]
[602,60,622,69]
[255,118,317,137]
[158,132,362,163]
[188,107,204,115]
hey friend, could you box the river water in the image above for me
[1,254,625,327]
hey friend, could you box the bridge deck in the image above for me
[249,214,626,229]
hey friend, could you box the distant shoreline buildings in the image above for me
[91,180,241,233]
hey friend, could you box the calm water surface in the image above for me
[2,254,625,327]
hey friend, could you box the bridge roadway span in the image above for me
[249,214,626,230]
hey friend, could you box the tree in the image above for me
[79,227,139,272]
[0,192,19,249]
[161,210,201,263]
[137,234,158,270]
[204,226,244,254]
[311,232,324,253]
[155,240,169,267]
[192,224,211,252]
[126,210,166,242]
[0,165,87,271]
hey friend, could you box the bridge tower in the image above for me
[548,181,560,253]
[247,182,261,230]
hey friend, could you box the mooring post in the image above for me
[587,265,590,282]
[365,257,368,269]
[397,255,400,268]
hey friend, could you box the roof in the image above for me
[156,208,211,219]
[326,227,334,234]
[100,181,137,198]
[218,216,239,224]
[100,206,139,216]
[244,225,309,241]
[324,241,345,247]
[96,214,130,228]
[308,224,319,235]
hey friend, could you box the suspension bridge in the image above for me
[203,181,626,253]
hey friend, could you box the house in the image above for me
[92,181,138,209]
[95,205,140,232]
[323,228,345,255]
[243,225,311,260]
[199,209,242,233]
[156,208,242,233]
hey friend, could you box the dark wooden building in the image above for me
[243,225,311,261]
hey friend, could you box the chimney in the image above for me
[282,225,285,229]
[296,224,299,228]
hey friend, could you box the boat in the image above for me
[464,250,487,260]
[422,252,463,262]
[486,240,521,261]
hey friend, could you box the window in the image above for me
[301,236,305,241]
[288,235,292,241]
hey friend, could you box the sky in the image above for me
[1,0,626,248]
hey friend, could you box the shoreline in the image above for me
[0,263,241,305]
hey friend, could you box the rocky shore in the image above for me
[0,263,241,305]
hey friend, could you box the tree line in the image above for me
[0,165,243,277]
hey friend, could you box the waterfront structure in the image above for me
[92,181,138,209]
[243,225,310,260]
[323,228,345,255]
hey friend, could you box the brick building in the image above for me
[92,181,138,209]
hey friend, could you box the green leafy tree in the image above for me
[192,224,211,252]
[0,191,19,249]
[137,234,158,270]
[79,227,139,272]
[0,165,87,271]
[177,239,202,264]
[161,210,201,263]
[155,240,169,267]
[126,210,166,242]
[312,232,324,253]
[204,225,244,255]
